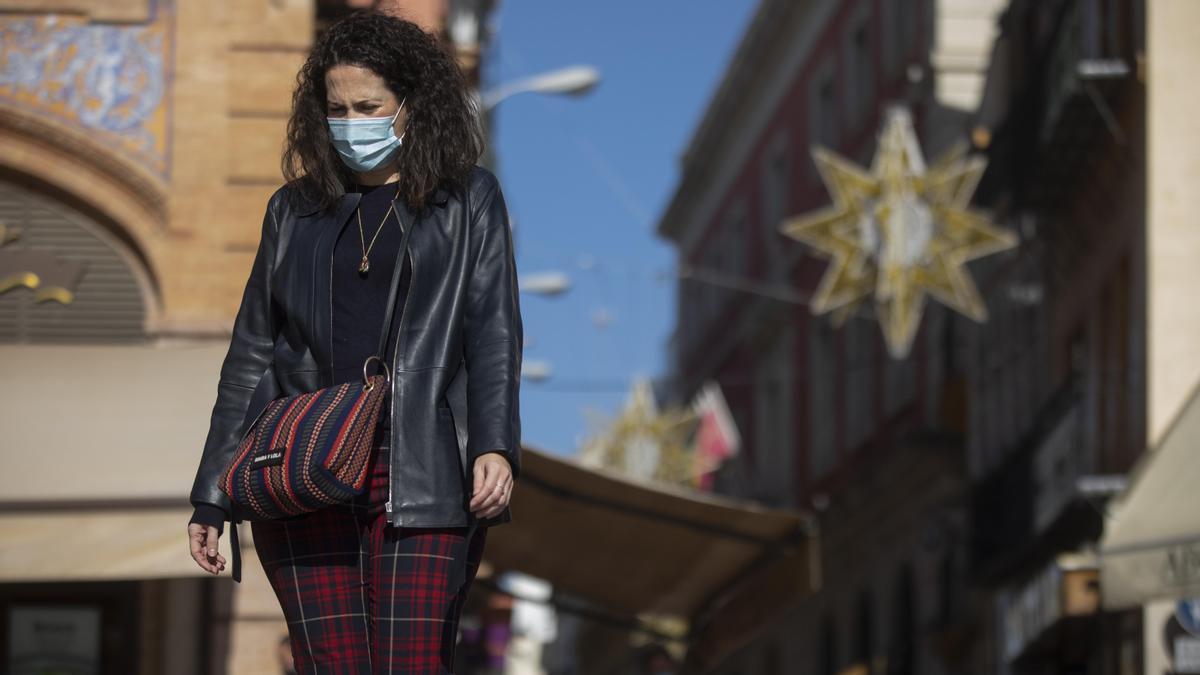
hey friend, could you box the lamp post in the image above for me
[481,65,601,112]
[522,360,553,383]
[476,64,600,171]
[519,271,571,297]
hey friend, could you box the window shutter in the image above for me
[0,181,146,343]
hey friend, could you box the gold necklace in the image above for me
[355,183,400,274]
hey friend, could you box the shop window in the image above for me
[843,315,876,451]
[763,638,783,675]
[722,200,750,297]
[884,345,918,418]
[754,322,794,504]
[888,563,916,675]
[0,580,141,674]
[855,588,875,666]
[843,5,876,131]
[760,130,794,277]
[881,0,919,80]
[936,551,955,627]
[819,611,839,675]
[809,317,838,480]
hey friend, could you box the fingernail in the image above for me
[208,549,215,556]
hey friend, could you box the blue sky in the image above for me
[487,2,757,455]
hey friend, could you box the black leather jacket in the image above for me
[190,166,522,532]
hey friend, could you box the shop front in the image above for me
[1102,387,1200,674]
[0,343,289,675]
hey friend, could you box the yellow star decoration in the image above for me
[578,379,699,487]
[781,107,1017,358]
[0,222,79,304]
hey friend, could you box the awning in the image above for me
[484,447,819,668]
[0,508,198,581]
[0,344,225,502]
[0,343,227,581]
[1101,385,1200,609]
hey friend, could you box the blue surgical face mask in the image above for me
[327,98,406,173]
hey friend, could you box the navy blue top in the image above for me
[331,181,410,402]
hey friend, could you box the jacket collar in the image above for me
[294,181,450,218]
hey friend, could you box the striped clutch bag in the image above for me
[218,364,389,520]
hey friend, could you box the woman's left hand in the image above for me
[469,453,514,519]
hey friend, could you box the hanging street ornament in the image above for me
[577,378,699,487]
[780,106,1017,359]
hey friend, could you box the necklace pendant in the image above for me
[358,256,370,274]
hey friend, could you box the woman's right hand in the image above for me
[188,523,227,575]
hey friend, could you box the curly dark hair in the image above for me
[283,11,484,211]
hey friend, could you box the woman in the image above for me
[185,11,521,673]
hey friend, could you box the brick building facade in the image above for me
[0,1,493,672]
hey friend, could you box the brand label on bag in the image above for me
[252,448,286,468]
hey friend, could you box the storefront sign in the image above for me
[1165,545,1200,589]
[7,605,101,675]
[1175,636,1200,673]
[1103,540,1200,609]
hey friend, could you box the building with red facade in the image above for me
[656,0,1163,672]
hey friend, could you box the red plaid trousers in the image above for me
[251,433,486,674]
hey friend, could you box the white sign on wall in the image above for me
[7,605,101,675]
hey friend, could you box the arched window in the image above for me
[0,180,148,343]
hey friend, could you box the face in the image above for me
[325,63,407,131]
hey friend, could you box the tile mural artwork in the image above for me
[0,6,173,179]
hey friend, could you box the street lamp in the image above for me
[519,271,571,297]
[522,360,553,383]
[481,65,601,112]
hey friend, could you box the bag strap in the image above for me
[371,200,416,373]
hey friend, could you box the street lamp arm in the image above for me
[482,65,601,111]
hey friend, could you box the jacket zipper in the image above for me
[329,194,414,522]
[387,209,416,520]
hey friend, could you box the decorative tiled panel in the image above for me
[0,2,174,179]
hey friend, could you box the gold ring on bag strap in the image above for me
[362,355,391,390]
